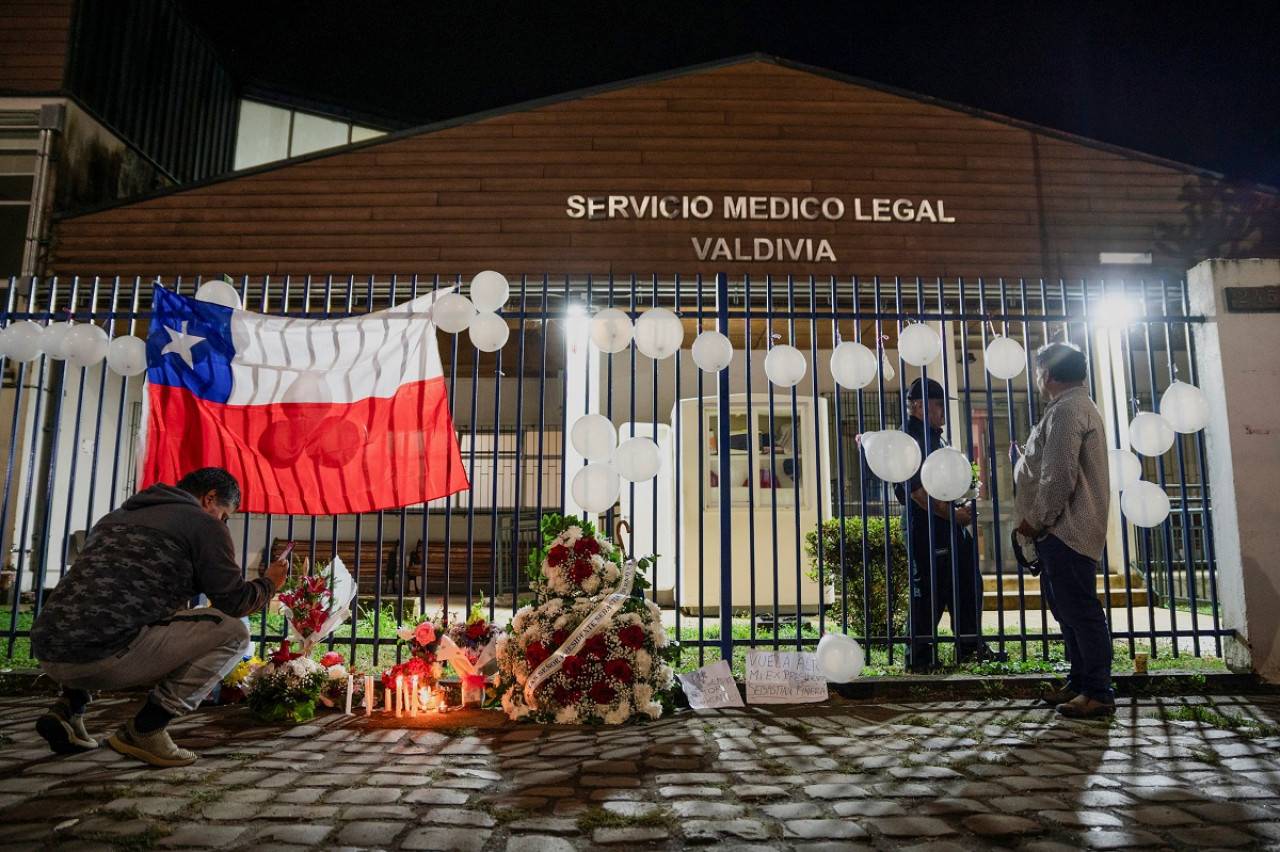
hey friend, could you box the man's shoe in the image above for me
[106,723,197,767]
[35,699,97,754]
[1057,694,1116,719]
[1040,684,1079,705]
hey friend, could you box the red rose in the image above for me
[466,621,489,640]
[560,655,585,679]
[319,651,344,667]
[548,544,569,566]
[551,629,569,647]
[604,658,633,682]
[553,684,581,706]
[568,560,593,583]
[525,642,550,668]
[574,537,600,556]
[618,625,647,649]
[583,634,608,659]
[589,681,616,705]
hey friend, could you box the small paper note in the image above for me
[745,649,828,704]
[677,659,745,709]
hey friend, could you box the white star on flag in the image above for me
[160,321,205,368]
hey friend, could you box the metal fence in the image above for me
[1,272,1226,669]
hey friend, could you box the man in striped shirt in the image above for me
[1014,342,1113,718]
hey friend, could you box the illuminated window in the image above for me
[233,101,384,171]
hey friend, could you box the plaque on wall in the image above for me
[1224,286,1280,313]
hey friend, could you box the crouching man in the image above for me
[31,467,288,766]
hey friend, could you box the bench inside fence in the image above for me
[267,538,510,599]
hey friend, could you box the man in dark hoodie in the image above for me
[31,467,288,767]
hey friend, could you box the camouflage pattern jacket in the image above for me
[31,483,274,664]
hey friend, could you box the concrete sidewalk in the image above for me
[2,677,1279,851]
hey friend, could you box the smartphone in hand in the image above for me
[279,541,295,571]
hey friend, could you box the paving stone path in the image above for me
[2,688,1280,850]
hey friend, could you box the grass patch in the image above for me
[187,789,223,804]
[1189,747,1223,765]
[576,805,674,832]
[466,800,535,823]
[1152,703,1280,737]
[224,752,255,761]
[74,825,168,851]
[895,714,935,727]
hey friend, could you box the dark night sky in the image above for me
[178,1,1280,189]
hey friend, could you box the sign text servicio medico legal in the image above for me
[565,194,955,262]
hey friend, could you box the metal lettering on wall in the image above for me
[1224,285,1280,313]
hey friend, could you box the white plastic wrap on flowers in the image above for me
[495,521,674,724]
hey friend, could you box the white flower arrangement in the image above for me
[495,514,675,725]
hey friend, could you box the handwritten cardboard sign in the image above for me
[677,659,745,709]
[745,649,828,704]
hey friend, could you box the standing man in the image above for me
[1014,342,1113,718]
[895,377,1001,672]
[31,467,289,766]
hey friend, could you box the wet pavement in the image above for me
[2,676,1280,851]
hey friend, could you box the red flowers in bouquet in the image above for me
[278,565,335,644]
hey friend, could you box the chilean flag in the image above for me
[141,285,469,515]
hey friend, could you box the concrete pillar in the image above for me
[1187,259,1280,681]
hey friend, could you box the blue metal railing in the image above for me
[0,273,1226,669]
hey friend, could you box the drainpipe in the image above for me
[21,103,64,280]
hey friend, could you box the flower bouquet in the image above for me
[246,555,357,722]
[495,513,675,724]
[317,651,366,710]
[440,598,502,705]
[383,614,445,698]
[218,654,263,704]
[245,641,328,723]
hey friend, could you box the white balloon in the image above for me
[571,463,621,514]
[862,430,922,483]
[815,633,865,683]
[106,335,148,376]
[433,293,476,334]
[195,280,242,310]
[589,308,634,354]
[1108,449,1143,491]
[615,437,661,482]
[468,311,510,352]
[829,341,878,389]
[1129,412,1175,457]
[1159,381,1211,434]
[898,323,941,367]
[0,320,45,362]
[1121,480,1171,528]
[632,307,684,359]
[63,324,110,368]
[570,414,617,461]
[984,336,1026,380]
[691,330,733,372]
[920,448,974,502]
[41,321,75,359]
[469,270,510,313]
[764,344,807,387]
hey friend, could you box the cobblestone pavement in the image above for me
[2,684,1280,851]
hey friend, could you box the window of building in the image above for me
[233,101,384,171]
[0,116,40,279]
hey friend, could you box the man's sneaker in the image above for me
[1040,684,1079,705]
[1057,694,1116,719]
[106,722,197,767]
[35,699,97,754]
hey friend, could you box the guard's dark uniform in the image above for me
[894,415,984,671]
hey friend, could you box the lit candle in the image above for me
[395,675,404,718]
[364,675,374,716]
[410,675,419,717]
[345,675,354,715]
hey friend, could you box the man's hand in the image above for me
[953,505,973,527]
[263,557,289,592]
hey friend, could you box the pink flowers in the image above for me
[319,651,344,667]
[414,621,437,646]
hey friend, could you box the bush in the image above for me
[804,516,909,645]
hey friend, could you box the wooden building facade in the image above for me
[45,57,1280,283]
